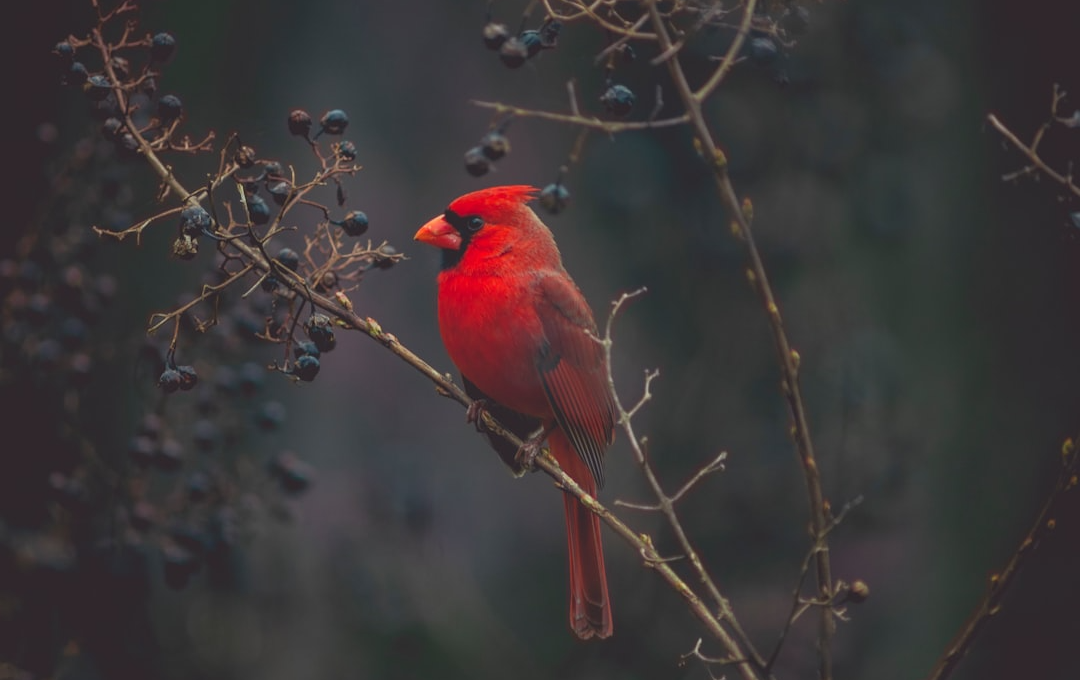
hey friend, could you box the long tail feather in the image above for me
[551,429,612,639]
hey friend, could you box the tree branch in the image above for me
[924,438,1080,680]
[642,2,835,678]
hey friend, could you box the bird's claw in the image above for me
[514,437,544,472]
[466,399,490,432]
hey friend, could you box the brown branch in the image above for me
[542,0,659,39]
[600,289,768,680]
[472,100,690,132]
[766,496,863,673]
[924,438,1080,680]
[642,2,835,679]
[987,111,1080,200]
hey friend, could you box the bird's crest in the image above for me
[446,185,539,220]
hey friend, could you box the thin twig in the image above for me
[600,288,768,680]
[472,100,690,131]
[987,112,1080,200]
[924,438,1080,680]
[642,2,835,678]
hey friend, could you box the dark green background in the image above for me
[9,1,1080,679]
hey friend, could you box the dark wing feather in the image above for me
[535,274,617,488]
[462,375,542,476]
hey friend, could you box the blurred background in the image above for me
[6,0,1080,679]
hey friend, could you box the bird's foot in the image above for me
[465,399,490,432]
[514,435,545,473]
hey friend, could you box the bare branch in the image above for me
[472,100,690,132]
[924,438,1080,680]
[988,107,1080,200]
[643,2,835,677]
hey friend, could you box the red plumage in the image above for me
[415,185,615,639]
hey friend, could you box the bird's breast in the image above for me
[437,272,551,418]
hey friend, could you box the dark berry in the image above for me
[315,270,338,292]
[101,117,123,140]
[155,438,185,471]
[238,362,265,395]
[267,180,292,206]
[293,340,321,359]
[539,19,562,48]
[600,84,635,117]
[269,452,314,494]
[1070,212,1080,230]
[464,146,491,176]
[214,366,238,394]
[150,32,177,63]
[85,75,112,101]
[498,37,529,68]
[89,96,121,121]
[159,367,184,393]
[67,62,89,85]
[539,183,571,215]
[130,502,157,531]
[25,293,51,325]
[54,41,75,63]
[264,160,284,177]
[255,401,287,431]
[260,275,279,293]
[157,94,183,123]
[749,37,779,66]
[338,210,369,236]
[520,30,544,58]
[176,365,198,391]
[172,523,208,553]
[482,21,511,50]
[336,140,357,161]
[192,419,219,452]
[141,76,157,98]
[319,109,349,136]
[234,145,257,168]
[276,247,300,272]
[292,354,320,381]
[49,473,87,510]
[180,205,213,237]
[288,109,312,137]
[59,317,88,349]
[129,435,157,466]
[620,44,637,64]
[480,131,510,160]
[375,244,399,269]
[68,353,93,385]
[246,194,271,226]
[117,133,140,154]
[305,314,337,353]
[139,413,164,440]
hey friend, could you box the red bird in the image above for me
[414,185,615,640]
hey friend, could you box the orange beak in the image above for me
[413,215,462,250]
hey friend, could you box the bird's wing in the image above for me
[535,273,617,488]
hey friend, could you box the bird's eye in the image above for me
[466,216,484,232]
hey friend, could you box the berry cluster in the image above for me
[63,15,403,387]
[17,0,411,616]
[482,15,562,69]
[464,127,512,177]
[125,344,317,590]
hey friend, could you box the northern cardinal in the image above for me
[414,185,615,639]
